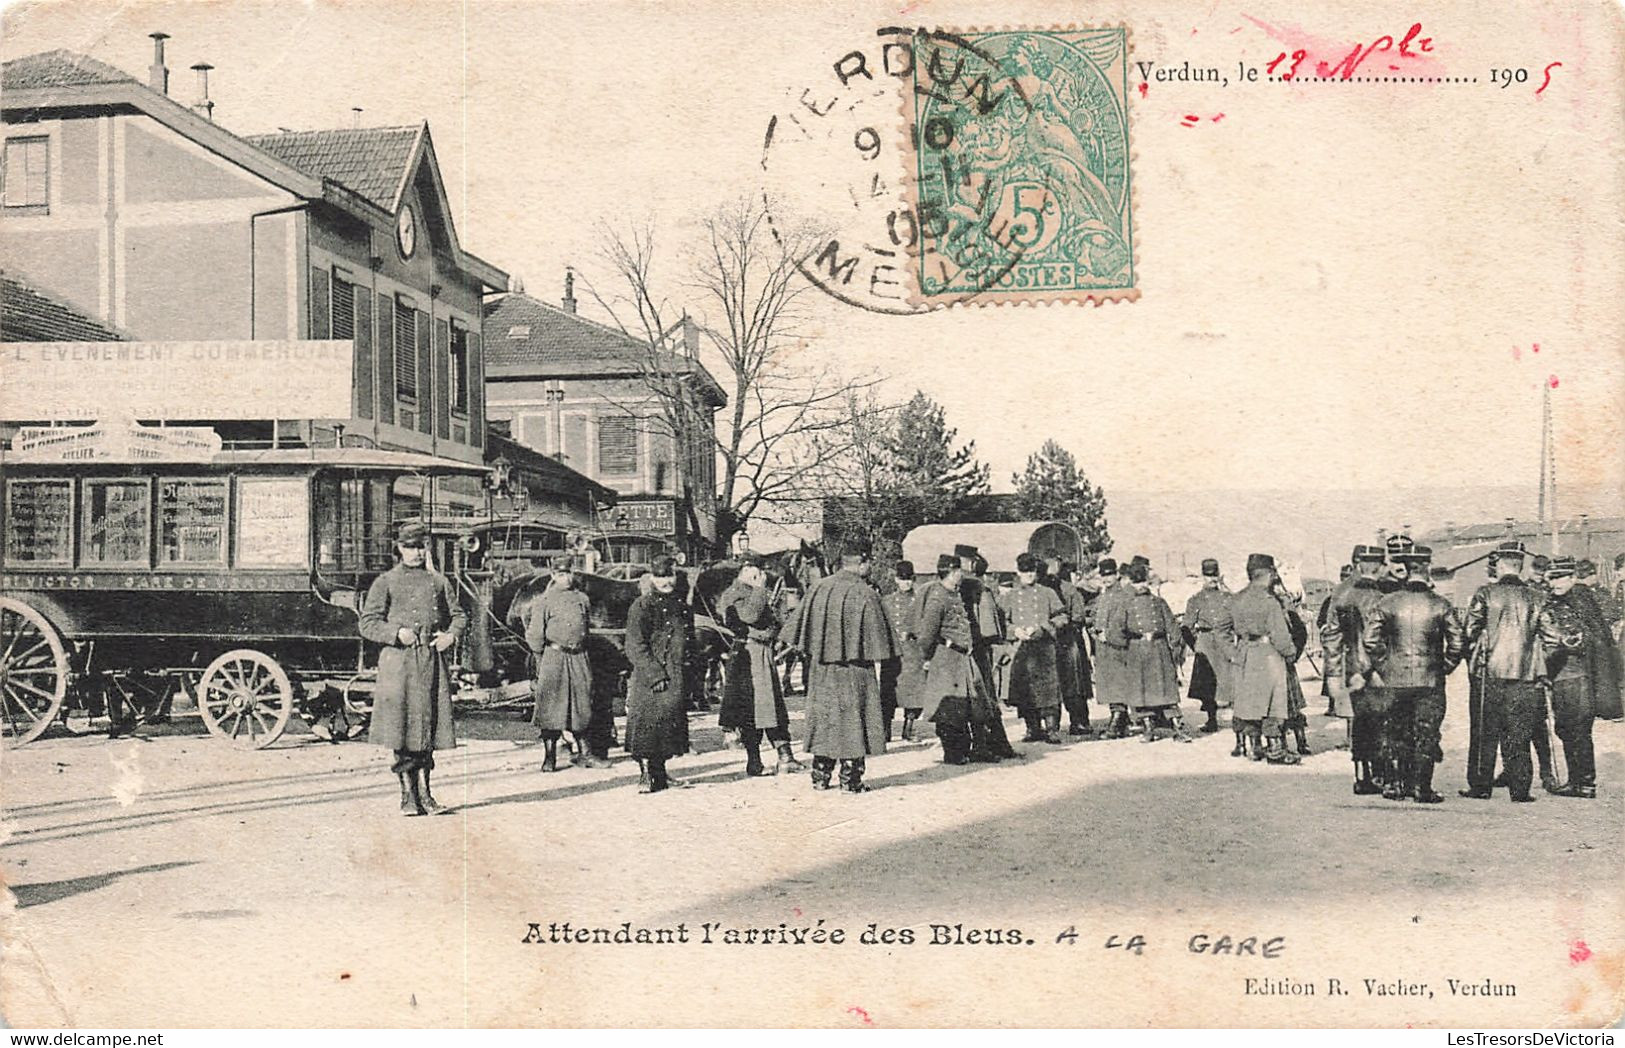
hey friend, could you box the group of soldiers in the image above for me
[359,519,1621,811]
[1319,535,1620,803]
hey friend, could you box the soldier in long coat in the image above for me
[1320,544,1388,789]
[784,544,897,792]
[998,552,1070,744]
[1102,562,1190,742]
[1228,553,1300,764]
[359,522,465,816]
[1542,557,1600,798]
[917,555,984,764]
[880,562,928,741]
[1182,558,1234,734]
[718,563,803,777]
[961,550,1020,759]
[624,556,691,793]
[524,558,601,773]
[1056,563,1096,736]
[1085,559,1131,737]
[1573,559,1623,720]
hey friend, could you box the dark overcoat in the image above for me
[359,562,465,752]
[624,589,690,758]
[1102,589,1183,712]
[786,570,896,758]
[880,586,928,712]
[718,582,789,730]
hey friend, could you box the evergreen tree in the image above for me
[887,392,991,523]
[1012,440,1113,557]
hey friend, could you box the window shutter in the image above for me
[416,310,432,434]
[375,292,395,424]
[353,290,373,420]
[467,331,484,446]
[563,415,587,469]
[309,267,330,339]
[434,318,451,439]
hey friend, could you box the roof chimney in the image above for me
[189,62,214,121]
[351,106,364,128]
[562,267,577,313]
[148,32,170,95]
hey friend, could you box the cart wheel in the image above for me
[197,649,293,750]
[0,598,70,747]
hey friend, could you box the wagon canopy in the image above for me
[901,521,1082,575]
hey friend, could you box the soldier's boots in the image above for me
[744,735,768,777]
[774,741,807,774]
[645,758,672,794]
[810,756,837,790]
[1542,774,1565,795]
[1353,761,1383,795]
[1108,709,1132,739]
[1457,786,1493,799]
[900,710,919,742]
[1265,735,1300,765]
[1167,714,1196,744]
[417,768,449,815]
[1231,729,1247,757]
[1292,726,1311,756]
[398,771,423,816]
[1139,716,1159,743]
[884,713,896,743]
[1021,713,1044,742]
[541,737,560,773]
[1383,758,1409,800]
[1248,726,1265,762]
[839,758,870,794]
[1552,783,1596,799]
[1069,719,1092,737]
[1202,710,1221,734]
[572,734,611,769]
[1412,761,1444,804]
[636,760,653,794]
[1041,711,1064,744]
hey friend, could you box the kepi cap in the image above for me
[1201,558,1220,577]
[650,555,677,578]
[895,560,915,579]
[396,522,428,548]
[1246,553,1275,574]
[1351,544,1386,563]
[1546,555,1577,579]
[1015,552,1038,572]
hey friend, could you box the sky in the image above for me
[4,0,1622,511]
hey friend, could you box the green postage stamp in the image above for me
[906,27,1136,307]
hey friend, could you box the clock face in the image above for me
[396,205,417,259]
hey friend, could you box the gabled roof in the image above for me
[1,50,506,291]
[1,270,127,342]
[483,293,727,407]
[245,125,420,213]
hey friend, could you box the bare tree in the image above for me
[583,198,881,553]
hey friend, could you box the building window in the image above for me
[450,325,469,413]
[394,298,417,399]
[332,273,356,341]
[158,478,228,566]
[81,479,151,566]
[2,137,49,212]
[598,416,639,475]
[3,479,73,565]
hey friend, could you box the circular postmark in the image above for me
[759,27,1035,315]
[761,26,1137,312]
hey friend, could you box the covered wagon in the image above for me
[901,521,1083,578]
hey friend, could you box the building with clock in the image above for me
[0,38,506,474]
[483,277,726,564]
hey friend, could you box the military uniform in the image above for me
[1460,543,1569,802]
[1360,547,1465,802]
[879,566,928,741]
[918,565,984,764]
[1103,568,1189,741]
[1182,560,1234,733]
[358,524,465,815]
[961,553,1019,758]
[785,557,897,791]
[524,576,597,772]
[624,565,691,793]
[1057,578,1096,734]
[718,576,801,777]
[1320,545,1389,790]
[1542,558,1598,797]
[1572,562,1623,721]
[1085,561,1131,737]
[997,565,1069,743]
[1228,554,1300,764]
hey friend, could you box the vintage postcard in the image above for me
[1,0,1622,1031]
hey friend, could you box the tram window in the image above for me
[315,475,395,572]
[236,477,309,568]
[81,479,151,566]
[4,479,73,564]
[159,478,227,565]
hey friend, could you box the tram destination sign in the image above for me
[0,340,354,421]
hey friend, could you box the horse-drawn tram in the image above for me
[0,440,489,748]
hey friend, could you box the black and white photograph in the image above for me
[0,0,1622,1031]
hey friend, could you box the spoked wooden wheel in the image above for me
[197,649,293,749]
[0,598,69,747]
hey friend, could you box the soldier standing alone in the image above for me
[624,556,691,794]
